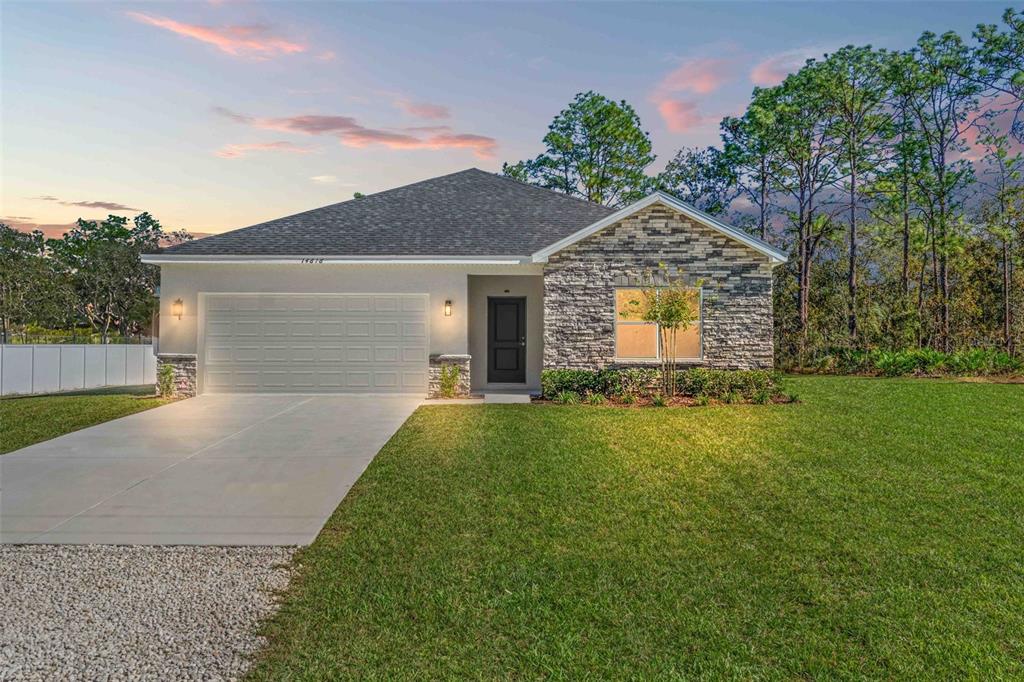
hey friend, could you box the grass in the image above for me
[249,376,1024,680]
[1,386,169,454]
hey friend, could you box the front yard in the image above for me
[0,386,169,454]
[249,376,1024,679]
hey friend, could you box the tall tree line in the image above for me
[506,9,1024,365]
[0,214,191,343]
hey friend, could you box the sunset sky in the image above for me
[1,1,1001,237]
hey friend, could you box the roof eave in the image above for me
[141,254,535,265]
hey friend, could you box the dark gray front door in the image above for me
[487,297,526,383]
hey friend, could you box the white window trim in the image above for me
[613,286,703,363]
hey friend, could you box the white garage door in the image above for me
[202,293,429,393]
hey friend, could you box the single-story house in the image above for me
[144,168,786,398]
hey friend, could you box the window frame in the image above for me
[612,286,703,363]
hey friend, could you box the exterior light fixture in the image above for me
[172,298,184,320]
[444,299,452,317]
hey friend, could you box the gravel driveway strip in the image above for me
[0,545,294,681]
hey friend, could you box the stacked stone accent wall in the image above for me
[543,205,775,370]
[428,354,472,398]
[157,353,198,398]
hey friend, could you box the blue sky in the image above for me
[0,1,1003,235]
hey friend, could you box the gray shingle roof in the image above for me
[162,168,614,257]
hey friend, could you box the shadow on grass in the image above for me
[0,384,156,400]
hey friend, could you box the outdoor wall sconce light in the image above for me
[444,299,452,317]
[172,298,184,320]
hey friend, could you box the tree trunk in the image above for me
[901,171,910,297]
[759,159,768,242]
[938,189,950,353]
[1004,238,1012,353]
[848,154,858,340]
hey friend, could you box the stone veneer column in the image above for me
[156,353,197,397]
[427,354,471,398]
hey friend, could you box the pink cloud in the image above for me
[657,99,707,133]
[127,12,306,58]
[658,57,733,95]
[215,107,498,158]
[316,50,337,62]
[215,141,315,158]
[957,94,1024,162]
[396,100,451,119]
[750,48,820,87]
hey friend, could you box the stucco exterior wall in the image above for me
[543,205,775,370]
[467,275,544,391]
[157,263,543,362]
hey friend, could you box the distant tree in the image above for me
[656,146,739,216]
[977,125,1023,352]
[753,62,842,352]
[898,31,983,351]
[973,9,1024,139]
[50,212,166,342]
[721,109,779,242]
[818,45,893,339]
[0,224,70,341]
[502,91,655,207]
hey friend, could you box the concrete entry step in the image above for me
[483,393,532,403]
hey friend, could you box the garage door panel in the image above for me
[203,294,429,394]
[373,296,399,312]
[319,321,344,337]
[346,296,371,312]
[403,347,427,362]
[403,322,427,338]
[346,321,371,337]
[374,322,399,337]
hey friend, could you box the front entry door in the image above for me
[487,297,526,383]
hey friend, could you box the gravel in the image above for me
[0,545,295,681]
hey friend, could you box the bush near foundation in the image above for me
[541,368,786,404]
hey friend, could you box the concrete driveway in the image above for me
[0,394,421,545]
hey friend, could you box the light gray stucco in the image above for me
[157,263,544,395]
[468,274,544,392]
[0,394,421,545]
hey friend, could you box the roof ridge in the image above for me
[475,169,615,213]
[163,168,483,253]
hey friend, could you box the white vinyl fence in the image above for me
[0,344,157,396]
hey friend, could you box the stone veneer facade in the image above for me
[428,354,472,398]
[543,205,775,370]
[156,353,198,398]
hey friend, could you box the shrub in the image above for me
[694,393,711,406]
[620,393,637,405]
[438,364,461,398]
[553,390,580,405]
[542,367,785,403]
[157,363,175,397]
[651,394,668,407]
[541,369,622,399]
[675,368,782,401]
[586,392,606,405]
[752,388,773,405]
[617,368,659,397]
[806,347,1022,377]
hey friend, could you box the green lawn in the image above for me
[0,386,170,454]
[249,376,1024,680]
